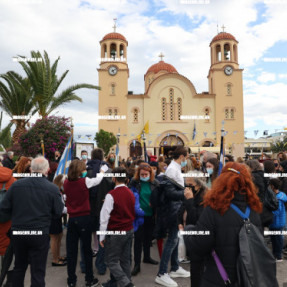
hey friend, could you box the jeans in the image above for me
[104,229,133,287]
[12,234,50,287]
[66,215,94,285]
[96,242,106,274]
[270,227,284,259]
[158,224,179,275]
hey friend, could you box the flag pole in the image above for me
[39,134,45,156]
[142,130,148,162]
[63,118,73,175]
[115,128,120,167]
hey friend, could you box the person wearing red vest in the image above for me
[100,167,135,287]
[64,159,107,287]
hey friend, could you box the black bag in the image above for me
[264,186,279,211]
[231,204,279,287]
[0,183,11,223]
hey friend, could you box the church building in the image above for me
[97,23,244,159]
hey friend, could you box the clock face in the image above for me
[108,66,118,76]
[224,66,233,76]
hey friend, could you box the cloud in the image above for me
[257,71,276,82]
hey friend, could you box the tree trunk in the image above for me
[12,120,27,145]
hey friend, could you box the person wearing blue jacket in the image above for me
[130,186,145,232]
[269,178,287,261]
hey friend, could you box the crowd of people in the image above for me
[0,147,286,287]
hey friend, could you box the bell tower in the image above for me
[98,18,128,138]
[208,26,244,156]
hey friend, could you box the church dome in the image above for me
[102,32,127,42]
[211,32,237,44]
[146,61,178,76]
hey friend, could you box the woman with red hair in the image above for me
[184,162,263,287]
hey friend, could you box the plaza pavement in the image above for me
[23,229,287,287]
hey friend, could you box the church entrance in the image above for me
[159,135,184,157]
[129,141,142,159]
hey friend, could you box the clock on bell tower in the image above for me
[207,26,244,154]
[97,18,129,137]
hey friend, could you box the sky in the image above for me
[0,0,287,142]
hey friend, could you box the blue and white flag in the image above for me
[218,129,225,176]
[54,135,73,178]
[192,122,196,140]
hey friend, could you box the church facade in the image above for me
[97,27,244,159]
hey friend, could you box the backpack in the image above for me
[0,183,11,223]
[230,204,279,287]
[264,186,279,211]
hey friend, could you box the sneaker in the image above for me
[179,258,190,264]
[155,273,178,287]
[169,266,190,278]
[102,280,117,287]
[85,278,99,287]
[92,250,98,257]
[67,283,76,287]
[276,258,283,263]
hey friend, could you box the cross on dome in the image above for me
[159,52,165,61]
[113,18,117,32]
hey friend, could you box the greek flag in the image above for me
[192,122,196,140]
[54,136,73,178]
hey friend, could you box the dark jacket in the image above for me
[178,187,205,226]
[0,177,63,235]
[2,157,15,170]
[156,175,184,233]
[87,160,113,217]
[251,170,273,226]
[184,192,262,287]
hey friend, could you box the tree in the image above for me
[0,112,12,149]
[94,129,117,156]
[17,50,100,116]
[270,137,287,153]
[0,71,36,144]
[19,116,71,160]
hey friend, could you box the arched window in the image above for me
[114,108,118,116]
[169,88,174,121]
[162,98,166,121]
[101,44,107,58]
[177,98,182,120]
[133,108,138,123]
[110,43,117,59]
[230,108,234,119]
[204,107,210,122]
[224,44,231,61]
[111,83,115,95]
[227,83,232,95]
[120,44,124,60]
[225,108,229,119]
[216,45,221,62]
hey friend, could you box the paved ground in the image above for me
[22,229,287,287]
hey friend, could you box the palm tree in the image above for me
[17,50,100,116]
[0,71,36,144]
